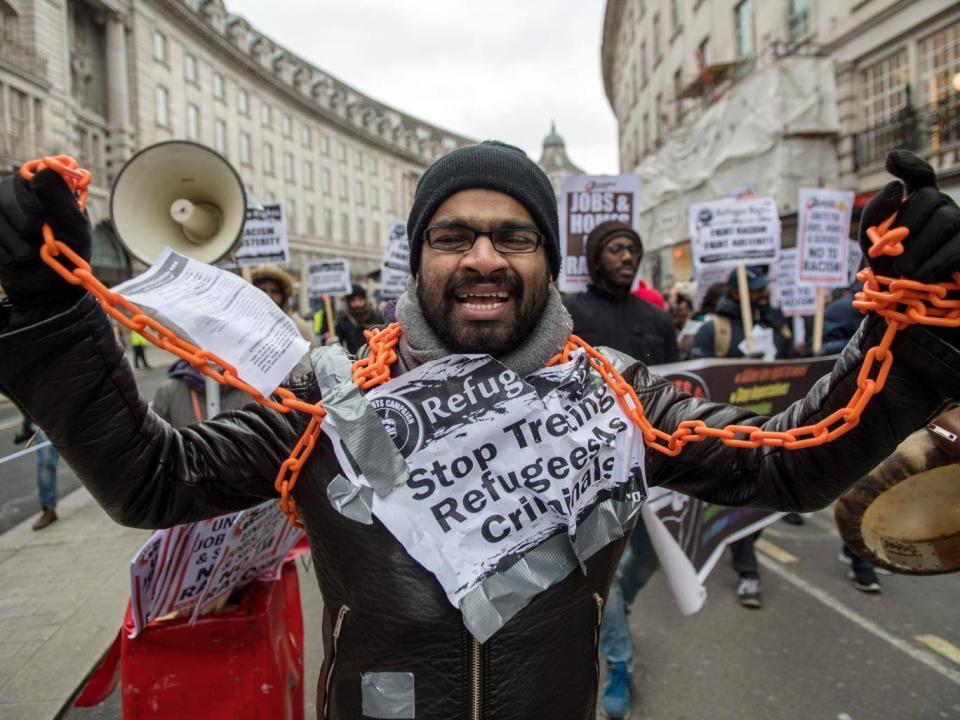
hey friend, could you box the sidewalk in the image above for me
[0,489,149,719]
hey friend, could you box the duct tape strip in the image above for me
[326,474,374,524]
[360,672,415,719]
[311,346,409,497]
[571,495,643,569]
[458,531,580,643]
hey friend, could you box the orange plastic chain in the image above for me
[19,156,960,525]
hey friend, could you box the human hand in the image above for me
[0,167,91,306]
[858,150,960,282]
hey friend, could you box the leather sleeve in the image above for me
[0,294,304,528]
[633,314,960,511]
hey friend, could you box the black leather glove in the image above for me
[859,150,960,282]
[0,168,92,307]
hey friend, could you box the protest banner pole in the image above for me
[812,287,826,356]
[736,265,756,354]
[323,294,336,343]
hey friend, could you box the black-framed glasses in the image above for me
[425,225,543,254]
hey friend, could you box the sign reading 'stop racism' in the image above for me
[688,197,781,269]
[797,188,854,287]
[559,175,641,293]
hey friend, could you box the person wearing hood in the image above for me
[250,264,316,348]
[153,359,250,427]
[563,221,679,366]
[335,284,384,355]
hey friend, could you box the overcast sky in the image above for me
[224,0,619,174]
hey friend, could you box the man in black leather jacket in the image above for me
[1,146,958,720]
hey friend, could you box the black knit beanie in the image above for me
[407,141,561,277]
[585,220,644,283]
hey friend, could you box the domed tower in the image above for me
[538,122,584,197]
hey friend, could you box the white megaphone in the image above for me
[110,141,247,265]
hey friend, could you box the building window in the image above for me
[261,102,272,128]
[283,152,295,183]
[341,212,350,241]
[214,119,227,155]
[185,54,198,84]
[287,198,297,233]
[640,41,648,84]
[353,148,363,170]
[155,85,169,126]
[319,133,330,155]
[337,142,347,163]
[323,208,333,238]
[371,186,380,209]
[213,72,225,101]
[734,0,752,59]
[788,0,810,43]
[339,174,348,200]
[303,159,314,189]
[238,88,249,116]
[861,49,909,128]
[655,92,663,141]
[673,68,685,125]
[263,142,274,175]
[919,20,960,106]
[357,218,365,244]
[643,112,650,152]
[671,0,682,32]
[301,125,312,148]
[281,114,292,138]
[370,156,379,175]
[373,221,381,246]
[321,168,332,196]
[305,204,316,235]
[239,131,251,165]
[653,14,661,63]
[386,189,395,212]
[355,180,364,206]
[153,31,167,63]
[186,104,200,141]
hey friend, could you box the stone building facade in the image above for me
[0,0,471,298]
[601,0,960,287]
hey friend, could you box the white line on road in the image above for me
[757,554,960,686]
[755,538,798,563]
[0,417,22,432]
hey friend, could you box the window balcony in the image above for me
[854,92,960,171]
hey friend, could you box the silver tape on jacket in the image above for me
[361,672,415,719]
[327,474,374,524]
[459,531,579,643]
[571,495,643,567]
[311,347,409,497]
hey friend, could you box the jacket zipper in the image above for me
[470,635,482,720]
[323,604,351,719]
[592,592,604,685]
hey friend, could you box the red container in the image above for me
[119,561,304,719]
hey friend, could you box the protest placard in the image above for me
[848,239,864,284]
[112,249,309,396]
[797,188,854,286]
[559,175,641,293]
[380,220,411,300]
[325,352,646,624]
[235,203,289,266]
[308,258,352,298]
[688,197,781,269]
[773,248,817,317]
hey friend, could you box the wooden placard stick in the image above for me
[812,286,827,355]
[323,294,337,344]
[736,264,755,355]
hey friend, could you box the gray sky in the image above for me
[225,0,619,174]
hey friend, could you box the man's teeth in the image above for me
[458,291,509,310]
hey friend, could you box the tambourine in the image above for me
[835,408,960,575]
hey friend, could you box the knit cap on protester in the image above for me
[584,220,644,283]
[406,141,561,277]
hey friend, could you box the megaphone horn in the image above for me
[110,141,247,266]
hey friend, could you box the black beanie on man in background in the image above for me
[406,141,561,277]
[584,220,644,284]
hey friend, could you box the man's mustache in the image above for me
[445,271,524,298]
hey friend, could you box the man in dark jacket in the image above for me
[564,221,678,366]
[1,147,959,720]
[335,284,383,356]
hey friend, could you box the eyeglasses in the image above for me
[425,225,543,254]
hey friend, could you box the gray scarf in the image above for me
[395,282,574,377]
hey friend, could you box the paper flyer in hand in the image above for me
[112,248,309,397]
[325,351,647,609]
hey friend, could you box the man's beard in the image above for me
[416,269,550,357]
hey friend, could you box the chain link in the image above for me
[19,156,960,526]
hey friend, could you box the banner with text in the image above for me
[326,351,647,611]
[797,188,854,287]
[773,248,817,317]
[308,258,352,299]
[689,197,781,270]
[380,220,411,300]
[236,203,289,266]
[559,174,641,293]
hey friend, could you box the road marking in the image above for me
[915,634,960,666]
[758,554,960,686]
[0,417,22,432]
[754,538,798,563]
